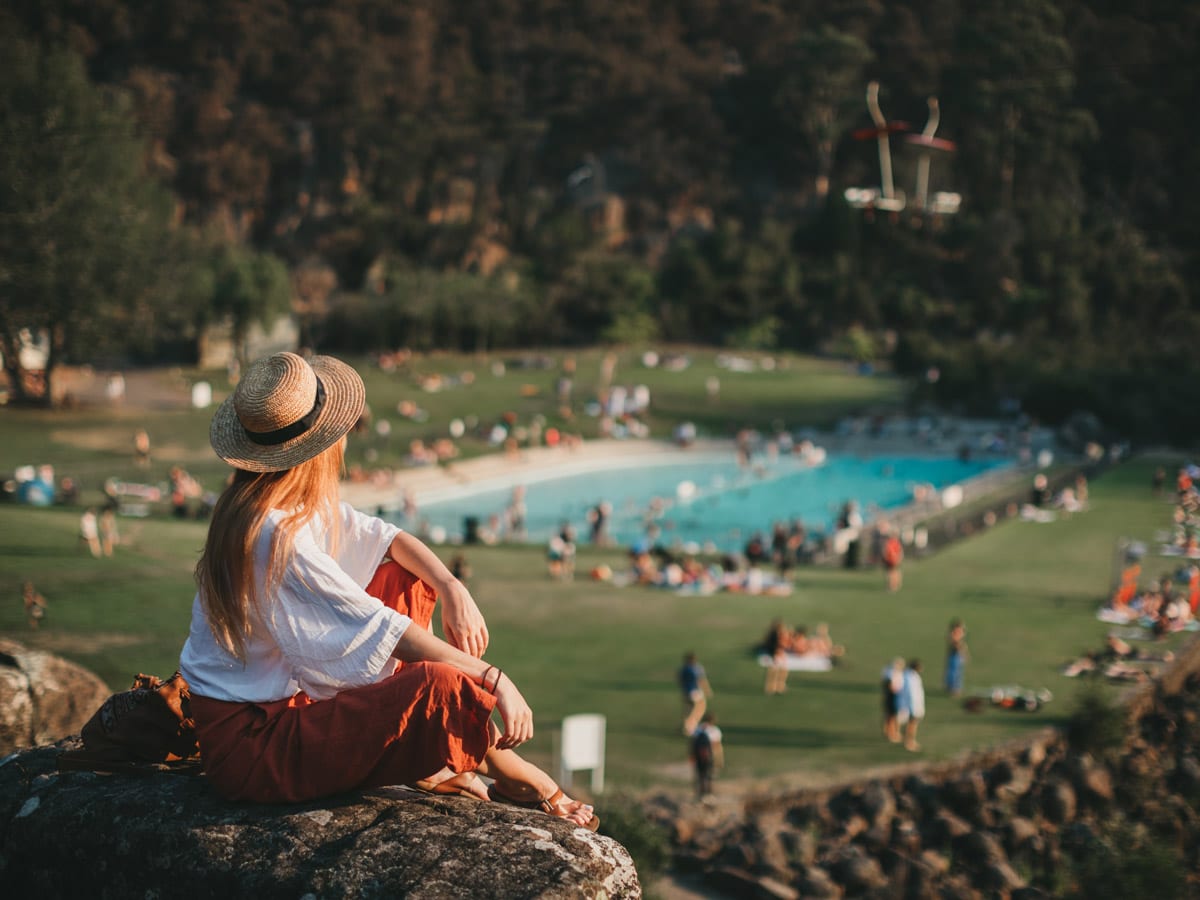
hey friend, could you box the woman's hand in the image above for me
[440,580,490,658]
[492,672,533,749]
[384,532,489,656]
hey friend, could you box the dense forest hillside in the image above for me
[3,1,1198,438]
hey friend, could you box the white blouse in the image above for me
[180,502,410,702]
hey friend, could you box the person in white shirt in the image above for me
[180,352,596,830]
[690,713,724,799]
[898,659,926,752]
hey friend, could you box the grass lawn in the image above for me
[0,350,1188,795]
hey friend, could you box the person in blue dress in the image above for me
[945,619,968,696]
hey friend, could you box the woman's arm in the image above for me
[392,622,531,749]
[387,531,489,657]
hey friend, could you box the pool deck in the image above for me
[340,438,726,511]
[340,420,1049,515]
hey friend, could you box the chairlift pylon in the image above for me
[843,84,962,223]
[903,97,958,214]
[844,82,907,215]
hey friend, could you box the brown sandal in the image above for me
[488,784,601,832]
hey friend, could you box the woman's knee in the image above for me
[403,660,475,696]
[365,561,438,626]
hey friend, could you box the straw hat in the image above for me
[210,352,365,472]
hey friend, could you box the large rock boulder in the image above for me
[0,640,111,755]
[1,741,640,899]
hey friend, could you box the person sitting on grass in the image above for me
[180,352,597,829]
[763,618,791,695]
[809,622,845,660]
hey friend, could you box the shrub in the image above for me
[1065,681,1126,756]
[593,793,671,881]
[1064,817,1188,899]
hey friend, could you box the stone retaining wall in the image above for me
[652,636,1200,898]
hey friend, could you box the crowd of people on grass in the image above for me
[1062,633,1175,683]
[1160,464,1200,557]
[9,351,1156,808]
[1101,466,1200,639]
[1068,464,1200,686]
[676,614,971,798]
[1019,471,1090,523]
[587,540,795,596]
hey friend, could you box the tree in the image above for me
[211,245,293,364]
[773,26,873,205]
[0,33,175,404]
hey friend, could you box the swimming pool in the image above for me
[398,451,1009,552]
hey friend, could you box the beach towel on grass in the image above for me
[757,652,833,672]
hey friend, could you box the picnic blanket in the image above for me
[757,652,833,672]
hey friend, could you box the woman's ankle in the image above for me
[484,749,556,801]
[493,772,555,802]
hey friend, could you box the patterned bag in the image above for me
[58,672,200,773]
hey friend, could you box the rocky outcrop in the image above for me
[0,740,640,899]
[0,639,111,755]
[658,638,1200,898]
[0,641,639,897]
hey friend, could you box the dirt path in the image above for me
[56,366,198,412]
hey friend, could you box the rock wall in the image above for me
[0,740,640,899]
[655,638,1200,898]
[0,639,112,755]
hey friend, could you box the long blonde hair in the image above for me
[195,439,346,659]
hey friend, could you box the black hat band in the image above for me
[244,377,327,446]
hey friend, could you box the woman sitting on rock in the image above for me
[180,352,596,830]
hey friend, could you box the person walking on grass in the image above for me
[690,712,724,799]
[881,526,904,593]
[99,508,119,557]
[79,508,102,557]
[881,657,905,743]
[679,651,712,736]
[898,659,925,751]
[179,352,596,829]
[23,581,47,629]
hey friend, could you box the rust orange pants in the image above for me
[190,561,496,803]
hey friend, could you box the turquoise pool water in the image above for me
[401,451,1008,552]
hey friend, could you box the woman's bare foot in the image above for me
[479,748,598,829]
[487,777,600,830]
[414,767,490,800]
[489,782,597,829]
[542,790,597,829]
